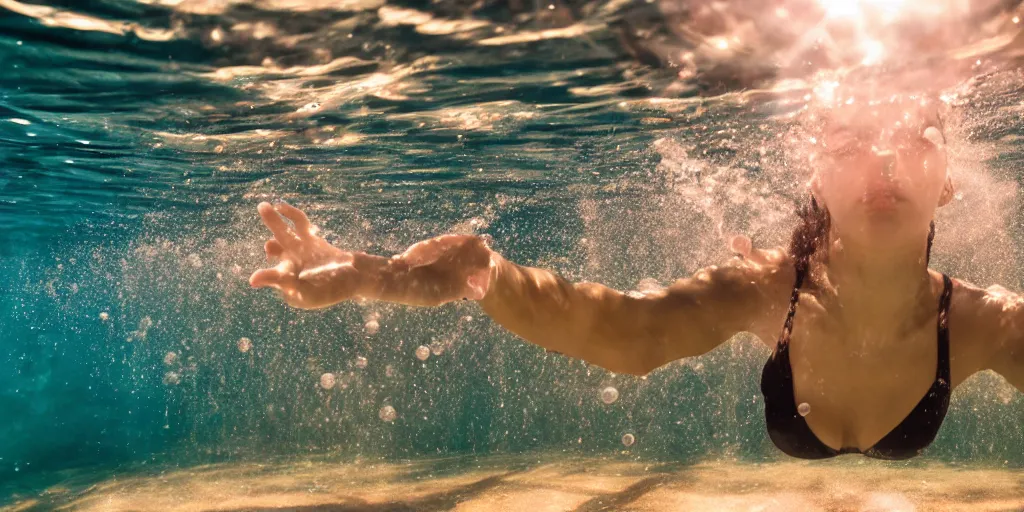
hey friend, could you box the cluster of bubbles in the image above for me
[98,311,109,322]
[364,312,381,335]
[127,316,153,342]
[162,371,181,386]
[364,319,380,335]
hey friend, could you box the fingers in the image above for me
[275,202,315,237]
[249,267,284,289]
[258,202,299,246]
[249,263,296,290]
[265,239,284,261]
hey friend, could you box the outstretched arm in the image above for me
[989,293,1024,393]
[963,284,1024,393]
[479,247,787,376]
[991,338,1024,392]
[250,202,787,376]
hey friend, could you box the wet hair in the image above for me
[779,197,936,343]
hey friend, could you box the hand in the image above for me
[249,202,365,309]
[250,201,495,309]
[728,234,786,269]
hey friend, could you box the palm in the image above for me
[250,202,356,308]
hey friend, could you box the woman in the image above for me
[248,95,1023,460]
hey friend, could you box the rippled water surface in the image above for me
[1,0,1023,508]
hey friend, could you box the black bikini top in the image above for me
[760,274,954,460]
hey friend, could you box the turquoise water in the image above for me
[1,0,1023,507]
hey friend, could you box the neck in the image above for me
[813,226,935,330]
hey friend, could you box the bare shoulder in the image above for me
[664,246,795,347]
[717,245,795,300]
[946,276,1021,381]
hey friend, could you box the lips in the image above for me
[861,182,905,208]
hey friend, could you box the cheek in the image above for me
[905,150,944,178]
[820,165,863,198]
[921,153,946,182]
[818,170,860,216]
[904,152,946,201]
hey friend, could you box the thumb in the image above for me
[250,266,291,289]
[729,235,753,258]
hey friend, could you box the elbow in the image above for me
[576,336,656,376]
[605,340,663,377]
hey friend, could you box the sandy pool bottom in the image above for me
[3,455,1021,511]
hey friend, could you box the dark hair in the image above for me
[779,197,936,343]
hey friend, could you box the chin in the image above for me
[850,210,926,244]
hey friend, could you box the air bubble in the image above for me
[237,337,252,353]
[798,402,811,416]
[621,433,635,447]
[320,373,336,390]
[430,341,444,356]
[600,386,619,404]
[379,405,397,422]
[364,320,380,335]
[415,345,430,361]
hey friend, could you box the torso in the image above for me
[744,253,997,454]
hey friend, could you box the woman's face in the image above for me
[811,100,952,246]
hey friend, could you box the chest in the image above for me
[783,300,945,450]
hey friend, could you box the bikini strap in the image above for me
[937,274,953,382]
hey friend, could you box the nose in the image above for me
[871,146,898,177]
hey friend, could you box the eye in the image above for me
[829,144,859,157]
[922,126,944,147]
[824,134,860,156]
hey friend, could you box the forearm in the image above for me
[354,235,491,307]
[355,254,460,307]
[477,252,655,375]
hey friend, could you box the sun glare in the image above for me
[819,0,909,21]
